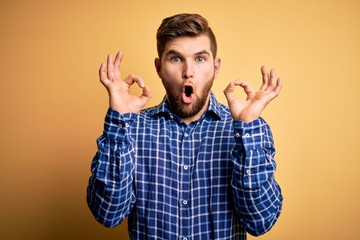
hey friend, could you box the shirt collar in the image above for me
[150,91,222,121]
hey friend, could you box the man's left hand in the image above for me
[223,66,282,123]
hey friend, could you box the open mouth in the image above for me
[182,85,194,104]
[184,86,193,97]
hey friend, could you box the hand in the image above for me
[99,51,152,114]
[223,66,282,123]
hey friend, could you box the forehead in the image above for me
[163,34,212,57]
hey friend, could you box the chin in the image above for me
[176,98,206,118]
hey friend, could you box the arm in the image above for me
[231,118,283,235]
[87,110,137,227]
[87,52,152,227]
[224,66,283,235]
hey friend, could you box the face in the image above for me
[155,34,221,122]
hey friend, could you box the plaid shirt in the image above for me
[87,92,283,240]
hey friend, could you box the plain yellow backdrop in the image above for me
[1,0,359,239]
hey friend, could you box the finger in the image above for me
[273,77,283,95]
[107,54,115,80]
[113,51,123,80]
[224,80,255,100]
[223,81,237,101]
[99,62,110,86]
[124,74,146,88]
[267,77,283,101]
[268,68,277,90]
[235,80,255,99]
[260,65,269,91]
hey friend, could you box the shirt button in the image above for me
[244,133,250,138]
[246,169,251,175]
[183,238,188,240]
[183,165,189,170]
[184,133,189,137]
[235,133,240,137]
[118,123,123,128]
[182,200,188,205]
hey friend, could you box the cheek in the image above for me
[162,65,180,78]
[194,69,215,92]
[161,72,179,92]
[198,63,214,75]
[198,66,215,80]
[161,66,182,84]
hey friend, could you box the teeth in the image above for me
[185,86,192,97]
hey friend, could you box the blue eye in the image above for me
[196,56,205,62]
[170,57,181,63]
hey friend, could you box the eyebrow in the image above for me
[165,49,211,57]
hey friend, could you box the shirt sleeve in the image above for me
[231,118,283,236]
[86,108,137,227]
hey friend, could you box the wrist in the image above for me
[235,112,260,124]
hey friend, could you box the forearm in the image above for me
[86,109,137,227]
[231,118,283,236]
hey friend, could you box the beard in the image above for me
[164,78,214,119]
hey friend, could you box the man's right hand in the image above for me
[99,51,152,114]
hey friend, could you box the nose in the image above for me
[182,61,194,80]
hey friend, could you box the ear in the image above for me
[154,58,161,76]
[214,57,221,78]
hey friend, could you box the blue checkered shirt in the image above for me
[87,92,283,240]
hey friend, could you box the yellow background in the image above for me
[1,0,359,239]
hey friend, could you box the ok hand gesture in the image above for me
[224,66,282,123]
[99,51,152,114]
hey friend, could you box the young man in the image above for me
[87,13,283,240]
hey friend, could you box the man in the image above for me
[87,13,283,240]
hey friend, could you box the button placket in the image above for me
[179,126,192,239]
